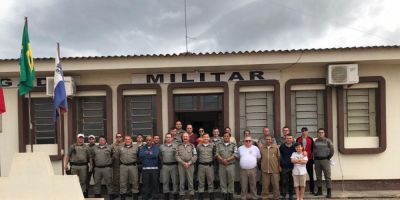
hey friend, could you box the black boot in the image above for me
[198,192,204,200]
[209,192,215,200]
[83,192,88,198]
[228,193,233,200]
[314,187,322,196]
[132,193,139,200]
[164,193,170,200]
[120,193,126,200]
[222,193,226,200]
[327,188,332,198]
[109,194,115,200]
[173,194,179,200]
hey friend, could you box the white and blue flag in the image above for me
[53,45,68,120]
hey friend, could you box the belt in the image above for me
[70,162,88,166]
[314,157,329,160]
[95,164,112,168]
[120,162,137,166]
[163,162,178,165]
[199,162,213,166]
[143,167,158,170]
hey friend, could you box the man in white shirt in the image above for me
[238,136,261,200]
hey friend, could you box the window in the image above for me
[235,80,280,142]
[343,88,376,137]
[117,84,162,141]
[124,95,157,136]
[290,90,325,138]
[337,76,386,154]
[32,98,56,144]
[285,79,333,139]
[174,94,223,111]
[76,96,106,141]
[239,91,274,141]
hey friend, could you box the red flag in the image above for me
[0,88,6,114]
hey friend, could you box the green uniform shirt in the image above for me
[160,143,177,163]
[93,144,113,166]
[68,143,91,163]
[216,142,238,164]
[176,143,197,165]
[117,143,139,164]
[197,143,215,163]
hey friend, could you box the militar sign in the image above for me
[132,70,280,84]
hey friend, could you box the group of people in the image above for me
[64,120,334,200]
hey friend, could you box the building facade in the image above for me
[0,46,399,189]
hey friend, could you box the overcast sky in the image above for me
[1,0,400,59]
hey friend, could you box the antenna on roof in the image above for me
[184,0,189,53]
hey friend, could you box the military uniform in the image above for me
[87,143,96,194]
[117,143,140,198]
[67,143,91,193]
[175,143,198,196]
[197,143,216,199]
[216,142,238,199]
[160,143,179,196]
[111,142,123,195]
[211,137,222,190]
[92,144,113,196]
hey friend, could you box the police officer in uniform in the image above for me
[176,132,198,199]
[92,136,114,199]
[64,133,93,198]
[160,133,179,200]
[116,135,140,200]
[86,134,96,195]
[197,133,216,200]
[111,133,123,196]
[216,132,238,200]
[211,128,222,190]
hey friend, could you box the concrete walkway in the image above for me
[88,190,400,199]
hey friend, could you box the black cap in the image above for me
[301,127,308,132]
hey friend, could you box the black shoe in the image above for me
[83,192,88,198]
[314,187,323,196]
[209,192,215,200]
[173,194,179,200]
[189,194,195,200]
[164,193,170,200]
[120,193,126,200]
[327,188,332,198]
[198,193,204,200]
[133,193,139,200]
[94,194,102,198]
[109,194,116,200]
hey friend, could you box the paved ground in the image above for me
[87,189,400,199]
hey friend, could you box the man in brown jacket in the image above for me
[260,135,281,200]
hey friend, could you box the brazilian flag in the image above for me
[19,18,36,96]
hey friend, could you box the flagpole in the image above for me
[28,91,33,153]
[56,42,66,175]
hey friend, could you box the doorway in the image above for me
[174,93,224,135]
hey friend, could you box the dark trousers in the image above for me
[280,168,294,196]
[306,159,315,192]
[142,169,159,199]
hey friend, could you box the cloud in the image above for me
[0,0,398,59]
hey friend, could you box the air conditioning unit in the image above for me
[46,76,76,96]
[327,64,359,85]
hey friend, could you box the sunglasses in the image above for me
[245,140,252,142]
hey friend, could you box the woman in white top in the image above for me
[291,142,308,200]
